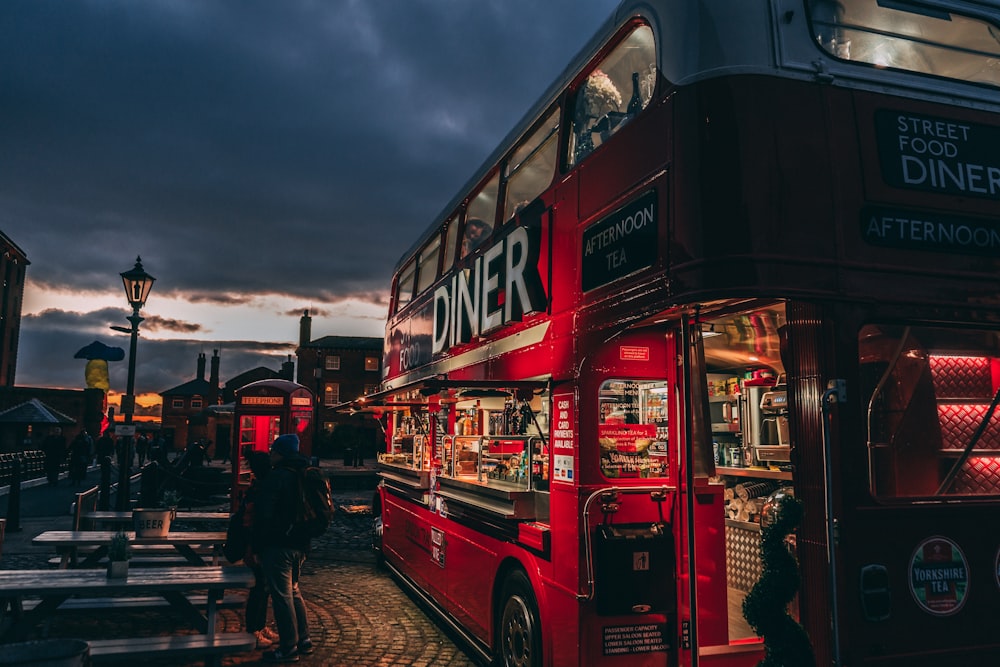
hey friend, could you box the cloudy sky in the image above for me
[2,0,614,407]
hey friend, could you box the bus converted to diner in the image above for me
[342,1,1000,665]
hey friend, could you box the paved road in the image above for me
[0,463,481,667]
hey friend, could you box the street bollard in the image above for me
[98,456,112,511]
[5,457,22,533]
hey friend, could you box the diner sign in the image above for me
[875,110,1000,201]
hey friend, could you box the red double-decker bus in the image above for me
[345,1,1000,665]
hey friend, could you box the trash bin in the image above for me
[0,639,90,667]
[343,448,354,467]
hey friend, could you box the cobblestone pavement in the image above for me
[1,480,481,667]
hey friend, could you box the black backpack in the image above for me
[293,466,335,538]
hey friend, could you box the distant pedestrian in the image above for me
[219,440,231,465]
[42,427,67,486]
[116,435,134,470]
[95,429,115,464]
[135,433,149,467]
[252,433,314,662]
[68,430,92,486]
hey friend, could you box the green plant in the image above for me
[108,531,131,562]
[160,489,180,508]
[742,495,815,667]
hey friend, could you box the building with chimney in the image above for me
[295,310,382,457]
[158,350,222,451]
[158,351,297,457]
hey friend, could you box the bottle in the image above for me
[627,72,642,116]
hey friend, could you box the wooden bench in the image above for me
[46,544,219,568]
[88,633,256,666]
[48,556,206,567]
[20,593,246,612]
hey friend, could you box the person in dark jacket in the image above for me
[243,451,279,649]
[252,433,313,662]
[68,430,92,486]
[42,427,67,486]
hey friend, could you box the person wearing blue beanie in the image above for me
[270,434,300,458]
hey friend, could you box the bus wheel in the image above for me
[496,570,540,667]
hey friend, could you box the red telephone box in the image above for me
[231,379,314,508]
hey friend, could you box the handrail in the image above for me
[822,380,846,667]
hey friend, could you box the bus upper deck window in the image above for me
[462,218,492,258]
[808,0,1000,87]
[461,174,499,259]
[395,260,416,312]
[568,24,656,167]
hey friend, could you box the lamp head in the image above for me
[120,256,155,310]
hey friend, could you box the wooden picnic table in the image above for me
[82,510,229,529]
[33,530,228,569]
[0,566,255,665]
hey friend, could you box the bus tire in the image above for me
[495,569,541,667]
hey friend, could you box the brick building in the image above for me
[294,310,382,456]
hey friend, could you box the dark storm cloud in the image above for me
[1,0,614,389]
[1,0,611,299]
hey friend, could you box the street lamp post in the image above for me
[117,256,155,511]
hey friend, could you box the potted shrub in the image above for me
[107,531,131,579]
[160,489,180,520]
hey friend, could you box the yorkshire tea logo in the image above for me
[909,536,969,616]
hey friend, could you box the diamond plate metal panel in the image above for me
[930,356,992,398]
[950,457,1000,495]
[937,404,1000,450]
[726,522,762,593]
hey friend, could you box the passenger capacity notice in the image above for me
[602,623,669,655]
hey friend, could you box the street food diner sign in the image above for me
[867,110,1000,255]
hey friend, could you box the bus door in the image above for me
[578,326,679,665]
[682,304,796,666]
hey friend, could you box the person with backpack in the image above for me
[252,433,315,663]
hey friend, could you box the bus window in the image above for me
[860,323,1000,499]
[441,215,459,273]
[395,259,416,312]
[598,379,669,478]
[568,24,656,166]
[807,0,1000,87]
[415,234,441,294]
[461,173,499,258]
[502,108,559,223]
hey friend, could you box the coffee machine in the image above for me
[756,379,790,463]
